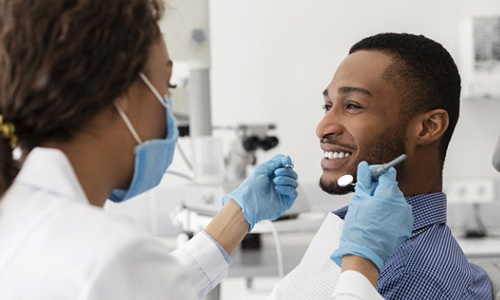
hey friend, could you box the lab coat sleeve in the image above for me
[332,270,384,300]
[170,231,230,299]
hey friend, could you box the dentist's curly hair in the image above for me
[0,0,164,195]
[350,33,461,165]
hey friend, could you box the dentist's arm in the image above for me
[171,155,298,299]
[339,255,379,287]
[204,199,249,255]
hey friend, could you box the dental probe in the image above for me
[371,154,407,177]
[337,154,407,187]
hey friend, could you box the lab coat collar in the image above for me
[14,147,89,204]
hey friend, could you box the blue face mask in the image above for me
[109,73,178,202]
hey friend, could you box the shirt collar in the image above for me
[333,192,447,232]
[15,147,89,204]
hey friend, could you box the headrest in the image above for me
[493,135,500,172]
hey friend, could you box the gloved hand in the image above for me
[222,154,299,232]
[330,161,413,274]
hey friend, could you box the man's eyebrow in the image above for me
[338,86,372,96]
[167,60,173,67]
[322,87,371,99]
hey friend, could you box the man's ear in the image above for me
[410,109,449,146]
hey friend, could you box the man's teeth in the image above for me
[324,151,351,160]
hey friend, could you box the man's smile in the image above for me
[323,151,352,160]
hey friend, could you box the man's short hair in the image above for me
[349,33,461,163]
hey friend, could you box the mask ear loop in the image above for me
[114,102,143,145]
[139,72,168,108]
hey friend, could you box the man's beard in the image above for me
[319,125,407,195]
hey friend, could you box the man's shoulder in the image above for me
[379,223,491,298]
[331,205,348,219]
[387,223,461,271]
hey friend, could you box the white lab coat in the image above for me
[0,148,228,299]
[0,147,381,300]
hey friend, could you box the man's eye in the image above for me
[168,83,177,89]
[346,103,361,110]
[322,104,332,112]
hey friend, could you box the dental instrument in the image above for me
[283,158,294,169]
[337,154,407,187]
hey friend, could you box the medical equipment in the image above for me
[493,134,500,172]
[173,124,310,220]
[224,124,280,183]
[172,123,311,232]
[337,154,407,187]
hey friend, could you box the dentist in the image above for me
[0,0,297,299]
[0,0,413,299]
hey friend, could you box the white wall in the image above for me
[107,1,500,236]
[153,1,500,229]
[204,0,500,186]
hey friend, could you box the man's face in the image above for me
[316,50,407,195]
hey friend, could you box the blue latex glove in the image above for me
[330,161,413,274]
[222,154,299,232]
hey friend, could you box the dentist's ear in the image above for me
[114,89,133,112]
[114,74,147,113]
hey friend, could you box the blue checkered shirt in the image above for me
[333,192,492,299]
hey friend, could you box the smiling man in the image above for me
[269,33,492,299]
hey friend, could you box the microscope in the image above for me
[171,123,284,247]
[224,124,279,183]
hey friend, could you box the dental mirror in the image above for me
[338,174,355,187]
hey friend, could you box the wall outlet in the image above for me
[443,178,497,204]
